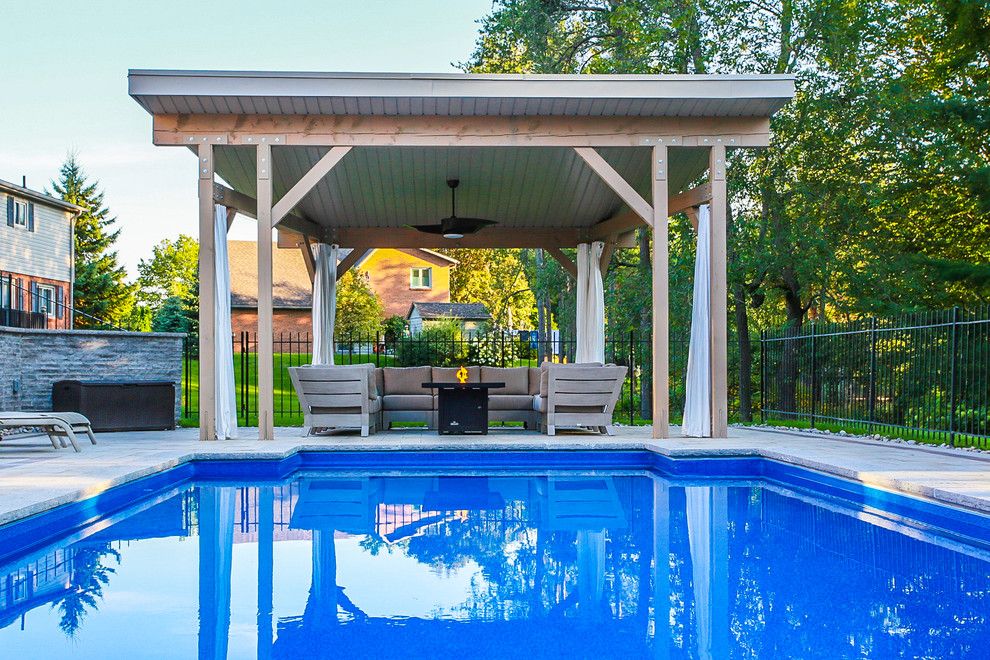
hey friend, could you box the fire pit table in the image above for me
[422,382,505,435]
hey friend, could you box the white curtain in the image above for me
[686,486,712,660]
[683,206,712,437]
[198,486,236,660]
[213,206,238,440]
[311,243,338,365]
[575,241,605,363]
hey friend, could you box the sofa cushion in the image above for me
[382,394,434,411]
[383,366,432,395]
[528,368,540,396]
[480,366,529,395]
[375,368,384,398]
[489,394,535,411]
[431,365,480,384]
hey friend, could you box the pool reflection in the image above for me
[1,473,989,659]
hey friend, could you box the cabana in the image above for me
[128,70,794,441]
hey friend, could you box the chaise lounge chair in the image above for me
[0,411,97,452]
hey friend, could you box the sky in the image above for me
[0,0,494,277]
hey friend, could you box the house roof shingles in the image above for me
[409,302,491,320]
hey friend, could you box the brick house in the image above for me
[227,240,458,336]
[0,178,82,329]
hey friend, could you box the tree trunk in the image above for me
[734,282,753,422]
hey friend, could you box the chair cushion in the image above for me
[383,394,434,411]
[383,366,433,395]
[533,395,547,413]
[480,367,528,394]
[488,394,536,410]
[431,366,480,384]
[375,368,384,398]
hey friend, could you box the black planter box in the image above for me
[53,380,176,432]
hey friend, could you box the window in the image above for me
[410,267,432,289]
[12,199,28,227]
[36,284,56,317]
[0,275,9,309]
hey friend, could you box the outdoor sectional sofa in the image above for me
[289,362,627,436]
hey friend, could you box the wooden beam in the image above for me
[545,246,577,279]
[335,248,370,281]
[586,182,716,241]
[212,183,323,240]
[652,143,670,439]
[599,237,616,273]
[197,143,217,441]
[271,146,351,226]
[224,207,237,232]
[154,114,772,148]
[685,207,700,232]
[299,238,316,284]
[574,147,654,225]
[669,182,713,215]
[256,142,275,441]
[709,144,729,438]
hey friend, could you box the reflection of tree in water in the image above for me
[399,480,652,623]
[53,543,121,637]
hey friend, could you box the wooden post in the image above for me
[709,143,729,437]
[652,143,670,438]
[197,142,216,441]
[257,142,275,440]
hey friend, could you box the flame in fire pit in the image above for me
[456,366,468,384]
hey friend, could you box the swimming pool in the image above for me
[0,451,987,658]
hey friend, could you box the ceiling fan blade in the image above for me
[442,217,498,234]
[407,223,446,234]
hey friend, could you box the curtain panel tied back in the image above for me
[213,206,238,439]
[575,241,606,364]
[312,243,339,365]
[682,205,712,437]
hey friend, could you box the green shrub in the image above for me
[396,319,468,366]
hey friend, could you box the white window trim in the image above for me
[12,199,28,228]
[410,267,432,290]
[36,284,56,318]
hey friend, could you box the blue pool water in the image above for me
[0,451,988,659]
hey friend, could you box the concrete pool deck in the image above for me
[1,424,989,526]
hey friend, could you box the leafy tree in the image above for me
[335,270,384,337]
[50,154,136,328]
[137,234,198,317]
[55,543,120,637]
[437,248,536,329]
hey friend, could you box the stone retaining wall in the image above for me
[0,327,184,419]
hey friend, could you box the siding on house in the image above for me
[0,192,74,283]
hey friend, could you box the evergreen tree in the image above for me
[51,154,136,328]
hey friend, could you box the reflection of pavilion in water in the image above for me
[4,473,988,658]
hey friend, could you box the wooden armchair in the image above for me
[534,364,627,436]
[289,364,381,437]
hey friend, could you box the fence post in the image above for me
[867,317,877,433]
[809,322,818,429]
[948,306,960,445]
[759,330,766,424]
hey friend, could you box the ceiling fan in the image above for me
[408,179,498,239]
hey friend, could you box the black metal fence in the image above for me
[761,306,990,447]
[182,330,693,427]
